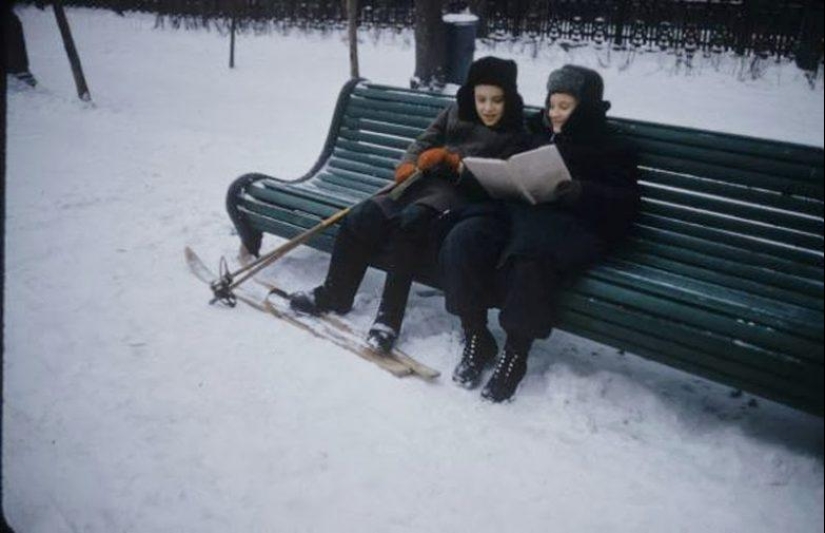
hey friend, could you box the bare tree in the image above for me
[412,0,446,89]
[53,0,91,101]
[348,0,360,78]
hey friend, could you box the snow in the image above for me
[443,12,480,25]
[4,6,824,533]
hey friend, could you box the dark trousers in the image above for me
[439,215,562,341]
[321,199,438,332]
[5,12,30,74]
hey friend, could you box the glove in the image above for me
[394,162,417,184]
[555,179,582,206]
[417,148,461,174]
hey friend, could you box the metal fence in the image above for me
[24,1,824,66]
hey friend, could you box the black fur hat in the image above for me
[545,64,610,112]
[456,56,524,130]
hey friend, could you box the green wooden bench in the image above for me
[227,78,824,416]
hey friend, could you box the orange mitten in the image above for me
[394,162,417,184]
[417,148,461,173]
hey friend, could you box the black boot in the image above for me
[13,71,37,87]
[289,285,349,316]
[452,327,497,389]
[365,271,412,353]
[366,322,398,353]
[481,338,532,403]
[290,209,379,316]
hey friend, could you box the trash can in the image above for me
[443,13,479,85]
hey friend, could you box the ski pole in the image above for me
[210,170,423,303]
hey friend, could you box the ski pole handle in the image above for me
[388,169,423,201]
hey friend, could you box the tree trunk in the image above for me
[412,0,446,90]
[613,0,627,50]
[794,0,824,73]
[53,0,91,102]
[229,15,236,68]
[348,0,360,78]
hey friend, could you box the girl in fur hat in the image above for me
[288,56,526,353]
[440,64,640,402]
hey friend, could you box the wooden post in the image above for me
[52,0,91,102]
[230,15,237,68]
[348,0,360,78]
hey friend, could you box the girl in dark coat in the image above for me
[440,64,640,402]
[288,56,526,352]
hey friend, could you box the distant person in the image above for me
[5,6,38,87]
[277,56,527,353]
[440,65,640,402]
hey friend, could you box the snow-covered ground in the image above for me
[4,6,823,533]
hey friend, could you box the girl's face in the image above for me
[474,84,506,127]
[547,93,578,133]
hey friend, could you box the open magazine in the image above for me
[463,144,572,205]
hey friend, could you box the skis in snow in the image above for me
[184,247,439,380]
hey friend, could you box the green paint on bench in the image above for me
[227,78,825,416]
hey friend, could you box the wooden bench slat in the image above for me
[240,197,324,228]
[349,97,444,120]
[241,208,336,251]
[317,170,385,195]
[339,128,413,151]
[618,241,824,304]
[633,137,823,186]
[640,183,824,237]
[634,217,824,274]
[255,178,355,207]
[601,260,824,336]
[247,183,347,216]
[354,85,454,108]
[638,168,824,219]
[342,116,423,142]
[346,105,436,130]
[335,138,405,160]
[312,178,373,202]
[559,308,823,415]
[588,265,823,344]
[640,199,824,254]
[610,118,825,169]
[327,155,395,180]
[639,153,824,200]
[332,146,398,170]
[561,291,823,383]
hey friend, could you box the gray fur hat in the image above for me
[545,64,606,108]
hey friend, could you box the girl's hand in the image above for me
[555,179,582,205]
[417,148,461,173]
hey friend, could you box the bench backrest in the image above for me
[323,81,823,295]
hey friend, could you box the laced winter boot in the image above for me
[481,342,530,403]
[366,322,398,353]
[452,327,497,389]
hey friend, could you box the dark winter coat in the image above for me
[500,103,640,273]
[374,102,525,217]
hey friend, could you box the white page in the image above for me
[506,145,572,203]
[463,157,526,201]
[464,145,572,204]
